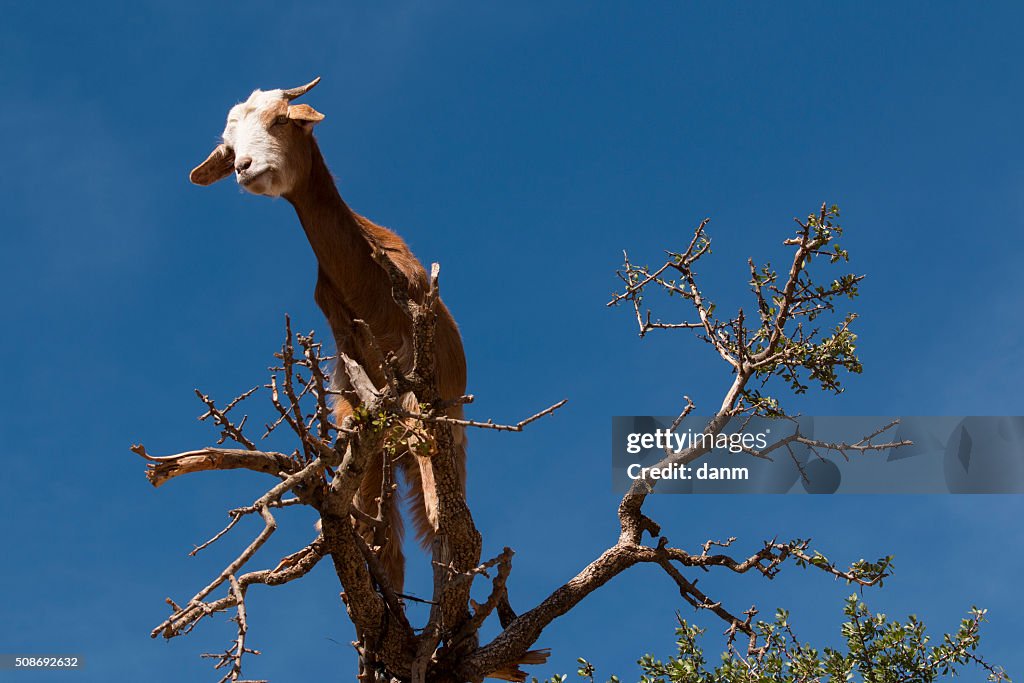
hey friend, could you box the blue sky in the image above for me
[1,1,1022,680]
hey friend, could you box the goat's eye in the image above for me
[273,114,289,127]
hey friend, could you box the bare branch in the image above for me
[196,388,259,451]
[407,399,568,433]
[131,445,298,488]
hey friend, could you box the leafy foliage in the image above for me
[612,204,867,418]
[539,597,1008,683]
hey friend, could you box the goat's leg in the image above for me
[332,391,407,593]
[354,449,406,593]
[401,401,468,553]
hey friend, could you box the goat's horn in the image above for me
[282,76,321,100]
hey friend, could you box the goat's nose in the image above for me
[235,156,253,173]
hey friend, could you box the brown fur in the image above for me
[293,140,468,593]
[189,144,234,186]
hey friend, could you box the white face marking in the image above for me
[220,89,296,197]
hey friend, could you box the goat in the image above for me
[189,77,468,593]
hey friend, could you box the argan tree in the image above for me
[133,204,1005,683]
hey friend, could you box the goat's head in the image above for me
[190,77,324,197]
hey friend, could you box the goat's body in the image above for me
[189,79,549,679]
[288,140,467,591]
[189,79,467,591]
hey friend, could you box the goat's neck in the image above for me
[285,139,383,317]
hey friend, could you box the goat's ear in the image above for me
[190,144,235,185]
[288,104,325,132]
